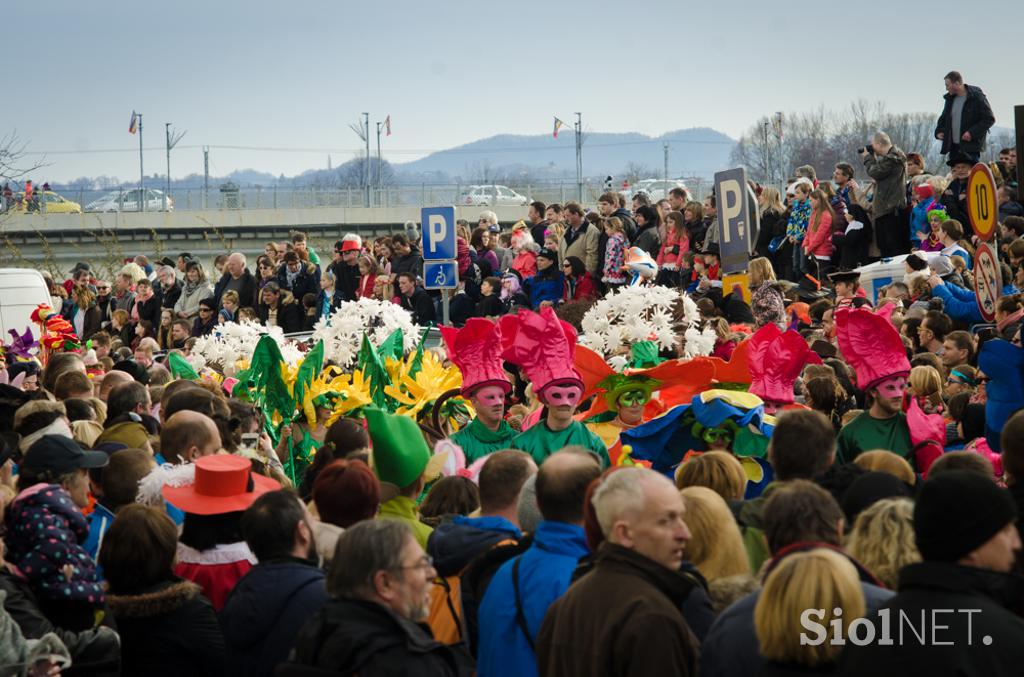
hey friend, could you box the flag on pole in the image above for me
[128,111,139,135]
[553,117,565,138]
[385,115,391,136]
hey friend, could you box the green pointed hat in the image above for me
[365,406,431,490]
[597,373,660,412]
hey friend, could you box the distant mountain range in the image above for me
[53,127,737,191]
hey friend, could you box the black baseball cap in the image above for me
[22,435,108,475]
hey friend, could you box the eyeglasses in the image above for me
[391,555,434,572]
[945,377,965,385]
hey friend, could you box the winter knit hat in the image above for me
[914,470,1017,562]
[905,252,929,272]
[928,256,955,278]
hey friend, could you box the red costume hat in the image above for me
[747,323,821,405]
[162,455,279,515]
[500,306,582,396]
[836,306,910,391]
[440,318,511,397]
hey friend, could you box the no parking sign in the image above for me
[973,242,1000,323]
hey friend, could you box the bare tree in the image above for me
[0,130,46,184]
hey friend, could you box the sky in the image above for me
[7,0,1022,184]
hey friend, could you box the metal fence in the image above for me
[49,179,713,213]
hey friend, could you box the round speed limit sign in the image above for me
[973,242,1001,323]
[967,163,998,242]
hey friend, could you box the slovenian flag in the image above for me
[553,117,565,138]
[385,115,392,136]
[128,111,139,134]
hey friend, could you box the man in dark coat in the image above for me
[839,471,1024,677]
[157,265,182,311]
[536,467,699,677]
[276,252,320,303]
[221,491,329,677]
[398,272,437,325]
[327,235,363,302]
[256,283,305,334]
[935,71,995,163]
[390,234,424,280]
[283,520,474,676]
[212,253,258,309]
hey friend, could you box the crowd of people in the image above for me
[0,69,1023,676]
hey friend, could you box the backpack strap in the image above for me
[511,556,535,651]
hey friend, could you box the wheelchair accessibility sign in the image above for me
[424,260,458,290]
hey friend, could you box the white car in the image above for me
[631,179,689,202]
[457,185,530,207]
[85,188,174,212]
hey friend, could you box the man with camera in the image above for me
[861,132,908,258]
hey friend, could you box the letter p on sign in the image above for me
[427,214,446,255]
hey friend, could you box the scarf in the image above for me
[183,278,202,296]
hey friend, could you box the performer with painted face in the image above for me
[500,307,610,467]
[835,305,914,465]
[441,318,517,463]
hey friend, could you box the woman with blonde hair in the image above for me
[755,548,866,673]
[844,497,920,590]
[749,256,786,330]
[674,450,747,500]
[908,365,944,414]
[852,450,916,486]
[679,486,756,612]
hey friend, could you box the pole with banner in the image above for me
[421,206,458,326]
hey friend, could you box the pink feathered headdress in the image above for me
[499,306,582,395]
[747,323,821,404]
[836,306,910,391]
[440,318,511,397]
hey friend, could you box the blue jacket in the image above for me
[220,558,329,677]
[83,502,115,562]
[932,282,1017,326]
[909,198,937,247]
[476,521,588,677]
[979,339,1024,453]
[522,270,565,309]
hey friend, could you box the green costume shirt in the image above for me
[451,418,517,463]
[378,495,433,550]
[836,411,913,465]
[512,420,610,468]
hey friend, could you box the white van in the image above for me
[0,268,51,342]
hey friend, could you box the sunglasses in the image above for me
[199,308,213,313]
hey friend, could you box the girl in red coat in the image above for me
[802,189,835,283]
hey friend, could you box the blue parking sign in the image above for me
[423,260,458,290]
[421,206,457,260]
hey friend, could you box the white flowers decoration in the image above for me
[191,320,303,376]
[578,286,715,367]
[311,298,423,368]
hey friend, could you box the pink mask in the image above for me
[473,385,506,409]
[542,383,582,408]
[876,376,907,398]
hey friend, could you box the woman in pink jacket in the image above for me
[656,210,690,287]
[802,188,835,282]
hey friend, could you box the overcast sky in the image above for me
[7,0,1021,183]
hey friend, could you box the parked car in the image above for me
[85,188,174,212]
[631,179,689,201]
[0,268,51,342]
[13,190,82,213]
[457,185,530,206]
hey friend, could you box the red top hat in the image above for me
[441,318,511,396]
[163,455,279,515]
[836,306,910,391]
[500,306,582,396]
[747,323,821,404]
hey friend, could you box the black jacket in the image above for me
[106,578,225,677]
[402,287,437,325]
[135,293,163,328]
[633,222,661,256]
[328,259,361,302]
[838,562,1024,677]
[392,251,424,280]
[276,263,321,305]
[221,558,330,677]
[285,597,474,676]
[0,569,120,677]
[476,294,505,318]
[160,281,182,310]
[257,294,306,334]
[935,84,996,156]
[213,269,259,309]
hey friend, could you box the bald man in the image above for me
[97,370,134,402]
[213,251,257,309]
[159,410,222,464]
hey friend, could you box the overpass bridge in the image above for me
[0,205,528,275]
